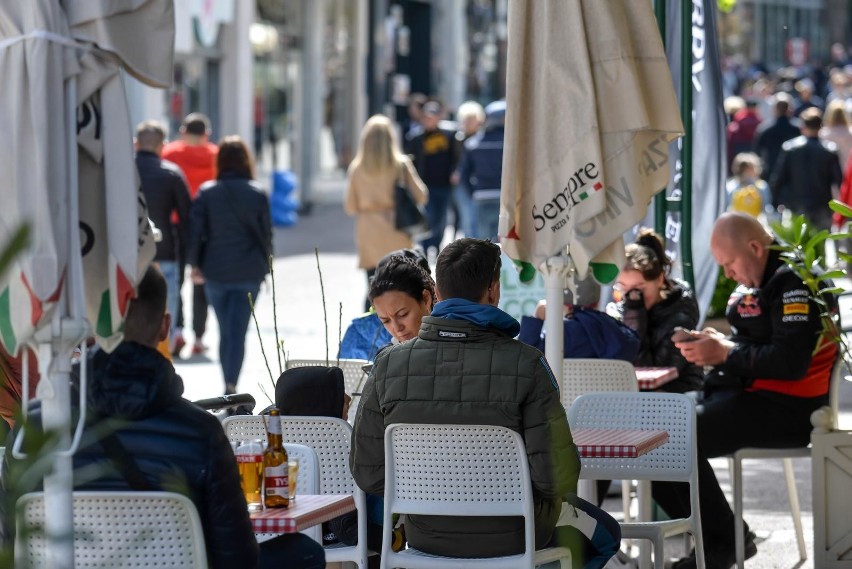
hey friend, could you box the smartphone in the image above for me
[671,326,700,343]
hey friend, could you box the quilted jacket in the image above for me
[350,299,580,557]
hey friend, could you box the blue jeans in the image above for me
[452,185,476,237]
[421,185,453,252]
[157,260,179,337]
[205,280,261,389]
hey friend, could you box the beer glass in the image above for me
[288,458,299,501]
[235,439,264,510]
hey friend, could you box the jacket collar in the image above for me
[429,298,520,338]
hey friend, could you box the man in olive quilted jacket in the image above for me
[351,238,617,565]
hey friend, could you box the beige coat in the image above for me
[344,158,428,269]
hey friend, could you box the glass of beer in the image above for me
[288,458,299,502]
[236,439,264,510]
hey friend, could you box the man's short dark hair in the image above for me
[135,120,166,151]
[801,107,823,131]
[181,112,211,136]
[435,238,501,302]
[123,266,167,346]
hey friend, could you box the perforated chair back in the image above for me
[561,358,638,408]
[382,424,571,568]
[224,415,356,495]
[223,415,369,567]
[16,491,207,568]
[286,358,370,396]
[284,443,320,495]
[569,393,702,568]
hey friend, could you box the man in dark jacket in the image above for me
[457,100,506,239]
[770,107,843,229]
[2,267,324,569]
[753,93,800,180]
[660,213,838,569]
[351,238,619,567]
[135,120,191,344]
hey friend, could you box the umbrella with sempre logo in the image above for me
[499,0,683,380]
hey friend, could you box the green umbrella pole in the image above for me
[653,0,667,236]
[680,0,695,289]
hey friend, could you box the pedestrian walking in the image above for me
[188,136,272,395]
[163,112,219,357]
[134,120,191,347]
[344,115,428,310]
[404,101,460,255]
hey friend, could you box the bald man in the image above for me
[658,212,838,569]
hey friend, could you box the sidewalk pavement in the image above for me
[174,187,852,568]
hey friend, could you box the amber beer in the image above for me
[236,440,264,511]
[263,408,289,508]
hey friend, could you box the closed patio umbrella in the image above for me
[0,1,172,565]
[499,0,683,379]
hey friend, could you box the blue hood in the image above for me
[431,298,520,337]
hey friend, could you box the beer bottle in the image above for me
[263,408,289,508]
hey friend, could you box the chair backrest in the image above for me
[224,415,356,495]
[16,491,208,568]
[384,423,534,520]
[284,443,320,495]
[286,358,370,395]
[568,392,696,483]
[561,358,638,408]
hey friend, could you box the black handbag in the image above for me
[394,167,429,238]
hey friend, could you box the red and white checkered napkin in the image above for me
[573,428,669,458]
[634,367,678,390]
[250,494,356,534]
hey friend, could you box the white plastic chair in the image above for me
[568,392,704,569]
[562,358,638,526]
[729,356,846,568]
[16,491,207,568]
[254,443,321,544]
[224,415,370,568]
[286,358,370,419]
[561,359,638,407]
[381,423,572,569]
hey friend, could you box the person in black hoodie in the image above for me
[613,229,704,393]
[1,266,324,568]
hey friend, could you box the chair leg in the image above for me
[693,529,706,569]
[653,537,665,569]
[621,480,633,551]
[733,456,745,569]
[783,458,807,560]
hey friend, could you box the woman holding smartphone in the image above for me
[612,228,704,393]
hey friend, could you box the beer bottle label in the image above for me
[264,464,289,496]
[236,454,262,463]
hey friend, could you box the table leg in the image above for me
[638,480,652,569]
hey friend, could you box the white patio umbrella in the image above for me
[499,0,683,380]
[0,1,172,566]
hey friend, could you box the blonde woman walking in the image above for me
[345,115,428,308]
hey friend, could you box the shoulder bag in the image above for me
[394,164,430,239]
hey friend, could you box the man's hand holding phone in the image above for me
[673,326,734,366]
[671,327,700,343]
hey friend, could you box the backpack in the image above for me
[730,184,763,217]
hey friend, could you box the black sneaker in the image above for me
[671,531,757,569]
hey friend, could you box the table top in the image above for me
[634,367,678,390]
[250,494,355,534]
[573,428,669,458]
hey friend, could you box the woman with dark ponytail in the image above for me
[613,229,703,393]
